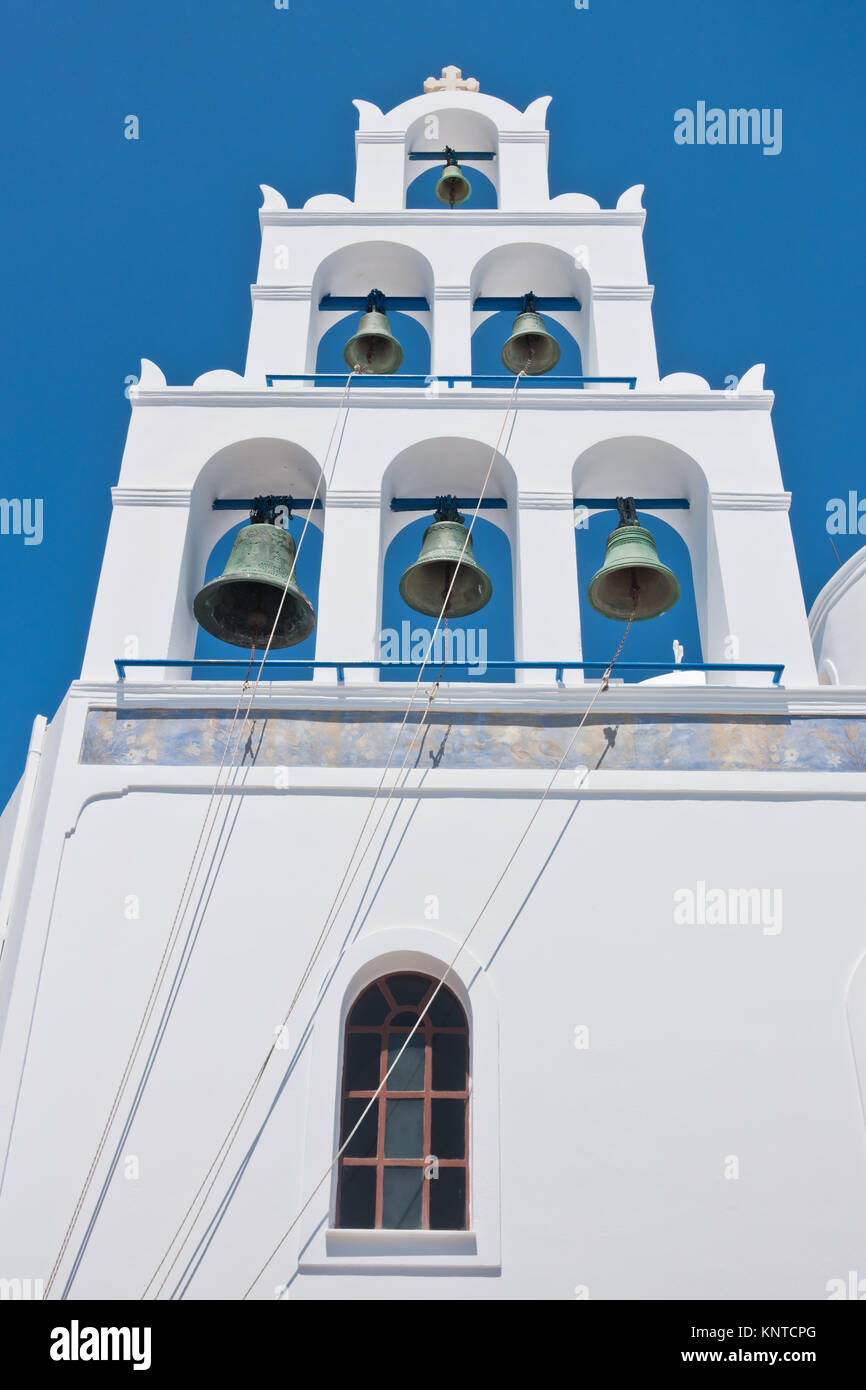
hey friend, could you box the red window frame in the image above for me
[336,973,469,1230]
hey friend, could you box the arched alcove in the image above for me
[192,514,322,679]
[576,510,702,681]
[470,243,588,384]
[308,241,434,378]
[315,309,430,385]
[404,108,499,208]
[173,437,326,665]
[572,436,715,678]
[380,437,518,683]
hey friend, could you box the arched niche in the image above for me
[470,243,588,384]
[308,241,434,378]
[572,437,715,678]
[172,437,325,665]
[404,109,499,207]
[380,438,517,683]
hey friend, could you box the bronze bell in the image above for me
[501,296,561,375]
[399,513,493,618]
[194,521,316,649]
[587,499,681,621]
[343,295,404,374]
[435,148,472,208]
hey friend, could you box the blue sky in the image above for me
[1,0,863,805]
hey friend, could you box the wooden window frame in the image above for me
[336,973,469,1230]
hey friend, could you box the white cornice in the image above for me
[69,679,866,718]
[434,285,472,300]
[518,492,575,509]
[129,387,774,412]
[808,544,866,637]
[250,285,312,301]
[62,767,866,800]
[354,131,407,144]
[259,209,646,228]
[711,491,791,511]
[497,131,549,145]
[326,490,380,508]
[111,487,192,507]
[591,285,655,301]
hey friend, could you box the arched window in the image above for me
[337,972,469,1231]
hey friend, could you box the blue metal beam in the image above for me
[212,498,323,511]
[265,373,636,388]
[114,657,784,685]
[473,296,582,312]
[408,151,495,161]
[574,498,690,511]
[319,295,430,311]
[390,498,506,512]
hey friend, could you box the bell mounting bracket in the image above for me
[250,494,292,524]
[616,496,640,527]
[365,288,387,312]
[522,291,538,313]
[433,494,466,524]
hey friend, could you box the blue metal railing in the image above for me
[113,658,784,685]
[265,373,637,390]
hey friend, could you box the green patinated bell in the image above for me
[587,521,681,621]
[435,158,472,208]
[399,518,493,619]
[343,308,404,374]
[501,309,561,376]
[193,522,316,649]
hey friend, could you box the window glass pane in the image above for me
[431,1098,465,1159]
[432,1032,466,1091]
[384,1098,424,1157]
[429,1166,466,1230]
[348,984,389,1026]
[338,1164,376,1228]
[344,1032,380,1091]
[382,1166,423,1229]
[427,985,464,1027]
[391,1010,419,1026]
[341,1098,378,1158]
[387,1031,425,1091]
[387,973,431,1007]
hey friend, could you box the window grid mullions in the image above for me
[337,974,469,1231]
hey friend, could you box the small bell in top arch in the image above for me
[435,147,472,208]
[587,497,681,621]
[343,290,404,374]
[501,293,561,376]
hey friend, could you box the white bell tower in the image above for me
[1,69,865,1302]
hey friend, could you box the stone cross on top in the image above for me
[423,66,480,93]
